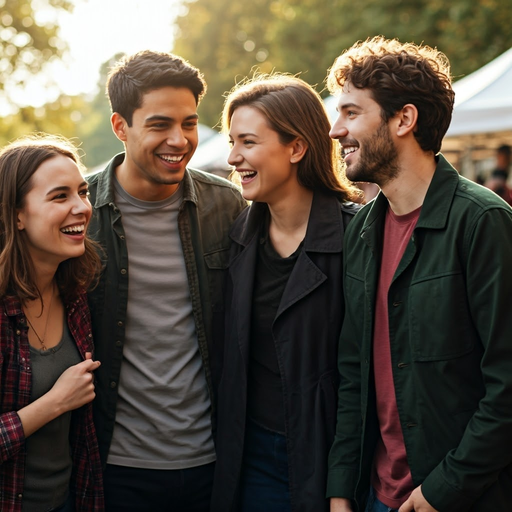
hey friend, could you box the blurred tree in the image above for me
[0,94,89,149]
[76,53,125,170]
[0,0,73,104]
[173,0,512,127]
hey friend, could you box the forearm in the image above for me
[17,389,65,438]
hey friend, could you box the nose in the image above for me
[329,115,348,139]
[227,144,242,166]
[166,127,187,149]
[72,195,92,217]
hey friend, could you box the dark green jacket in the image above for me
[327,155,512,511]
[86,154,247,465]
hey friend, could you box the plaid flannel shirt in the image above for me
[0,291,104,511]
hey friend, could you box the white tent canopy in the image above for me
[446,47,512,137]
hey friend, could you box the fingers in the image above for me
[398,499,413,512]
[85,351,92,360]
[77,358,101,372]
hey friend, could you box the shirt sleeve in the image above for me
[0,411,26,463]
[422,206,512,510]
[326,221,365,499]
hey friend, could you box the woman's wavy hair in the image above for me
[222,73,361,202]
[0,134,102,303]
[327,36,455,154]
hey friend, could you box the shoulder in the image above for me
[187,168,247,215]
[455,174,512,212]
[188,167,240,192]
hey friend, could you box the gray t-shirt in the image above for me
[23,321,80,512]
[107,178,215,469]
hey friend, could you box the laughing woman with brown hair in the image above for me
[0,135,104,512]
[211,75,361,512]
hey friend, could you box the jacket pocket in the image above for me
[409,271,477,361]
[204,248,230,312]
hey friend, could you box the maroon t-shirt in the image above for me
[372,205,421,509]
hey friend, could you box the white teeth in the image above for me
[61,224,85,234]
[343,147,358,156]
[159,154,184,163]
[239,170,257,178]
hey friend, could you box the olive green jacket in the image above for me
[86,154,247,465]
[327,155,512,511]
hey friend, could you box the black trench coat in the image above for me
[211,191,359,512]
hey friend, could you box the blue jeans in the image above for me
[103,462,214,511]
[365,487,399,512]
[239,419,291,512]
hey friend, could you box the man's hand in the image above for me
[330,497,353,511]
[399,486,438,512]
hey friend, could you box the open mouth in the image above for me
[60,224,85,234]
[238,170,257,182]
[157,154,185,164]
[342,146,358,157]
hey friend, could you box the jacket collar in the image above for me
[3,296,22,317]
[230,190,344,253]
[362,153,460,234]
[92,152,198,208]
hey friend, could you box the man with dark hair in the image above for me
[87,50,246,511]
[326,37,512,512]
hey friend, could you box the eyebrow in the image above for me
[46,181,88,196]
[145,114,199,123]
[230,132,259,139]
[338,102,361,112]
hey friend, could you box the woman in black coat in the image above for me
[211,74,361,512]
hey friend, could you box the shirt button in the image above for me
[120,268,127,275]
[117,321,124,327]
[110,381,117,388]
[16,329,21,335]
[116,340,122,347]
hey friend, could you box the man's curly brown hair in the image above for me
[327,36,455,154]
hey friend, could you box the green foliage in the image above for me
[75,53,125,170]
[0,94,89,151]
[0,0,73,103]
[173,0,512,127]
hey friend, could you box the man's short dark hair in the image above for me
[107,50,207,126]
[327,36,455,155]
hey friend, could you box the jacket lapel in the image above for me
[276,192,343,318]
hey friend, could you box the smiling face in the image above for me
[17,154,92,272]
[112,86,199,201]
[228,106,301,204]
[330,83,399,187]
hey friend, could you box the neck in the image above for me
[116,160,180,201]
[381,149,437,216]
[267,186,314,234]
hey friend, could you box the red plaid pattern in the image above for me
[0,292,104,511]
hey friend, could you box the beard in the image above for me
[344,120,400,187]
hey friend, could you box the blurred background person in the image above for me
[484,144,512,205]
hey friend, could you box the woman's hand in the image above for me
[17,353,101,438]
[48,354,100,415]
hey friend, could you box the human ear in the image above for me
[16,211,25,231]
[111,112,129,142]
[396,104,418,137]
[290,138,308,164]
